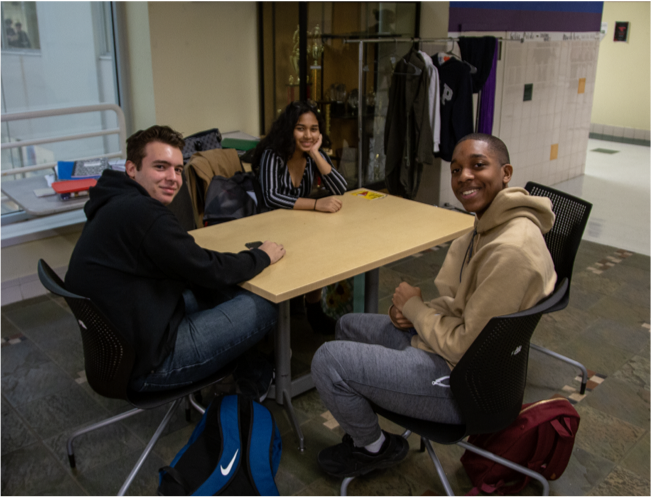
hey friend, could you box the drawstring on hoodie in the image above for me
[459,229,477,283]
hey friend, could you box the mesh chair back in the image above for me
[450,279,568,436]
[525,182,592,285]
[37,260,135,400]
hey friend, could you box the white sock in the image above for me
[364,432,386,453]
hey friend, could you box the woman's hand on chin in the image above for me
[308,133,323,157]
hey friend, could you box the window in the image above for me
[1,1,40,50]
[1,1,121,219]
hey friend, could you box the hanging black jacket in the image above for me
[384,49,434,199]
[432,55,474,162]
[65,170,270,378]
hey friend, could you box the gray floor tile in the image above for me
[600,263,651,291]
[44,420,146,475]
[548,446,614,496]
[1,315,20,338]
[588,465,650,496]
[572,268,625,298]
[1,337,51,377]
[555,333,632,377]
[3,300,78,344]
[619,431,650,481]
[343,464,427,496]
[581,377,650,429]
[276,417,345,488]
[276,466,313,496]
[1,398,37,455]
[2,356,74,407]
[33,475,87,496]
[75,448,166,496]
[14,383,108,440]
[1,443,73,495]
[618,253,651,271]
[152,423,195,465]
[583,319,651,355]
[590,295,650,328]
[574,404,646,463]
[616,282,651,310]
[611,355,650,390]
[38,335,85,377]
[119,402,194,444]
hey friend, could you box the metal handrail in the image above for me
[1,103,127,177]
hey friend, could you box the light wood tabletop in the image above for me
[190,189,475,303]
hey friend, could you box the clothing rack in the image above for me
[342,37,459,188]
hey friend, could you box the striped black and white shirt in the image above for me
[259,148,347,210]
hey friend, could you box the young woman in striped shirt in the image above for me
[252,100,348,334]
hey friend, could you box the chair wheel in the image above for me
[68,453,76,468]
[195,391,203,405]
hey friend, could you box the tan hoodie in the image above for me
[401,187,557,368]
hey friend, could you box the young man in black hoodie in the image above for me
[66,125,285,392]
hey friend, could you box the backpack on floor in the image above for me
[460,398,580,495]
[158,395,282,496]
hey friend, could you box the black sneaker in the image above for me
[317,431,409,478]
[305,300,336,335]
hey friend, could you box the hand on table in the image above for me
[392,282,422,312]
[258,240,285,264]
[389,305,414,329]
[315,197,342,213]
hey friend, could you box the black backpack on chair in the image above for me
[203,171,267,227]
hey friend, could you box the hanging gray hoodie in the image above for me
[400,187,557,368]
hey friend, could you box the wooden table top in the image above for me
[190,189,475,303]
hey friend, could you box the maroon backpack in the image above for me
[460,398,580,495]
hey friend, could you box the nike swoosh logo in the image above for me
[220,449,239,476]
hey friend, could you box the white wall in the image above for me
[147,2,260,137]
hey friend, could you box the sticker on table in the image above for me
[348,190,386,200]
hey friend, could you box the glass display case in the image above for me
[259,2,420,189]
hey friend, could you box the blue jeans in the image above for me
[131,287,277,392]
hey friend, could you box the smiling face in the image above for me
[450,140,513,219]
[125,141,184,205]
[293,111,320,153]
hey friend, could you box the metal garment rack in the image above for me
[342,37,457,188]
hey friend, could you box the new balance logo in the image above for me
[220,449,239,476]
[511,345,522,356]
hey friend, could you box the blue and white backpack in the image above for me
[158,395,282,496]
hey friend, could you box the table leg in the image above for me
[364,268,379,314]
[273,300,305,451]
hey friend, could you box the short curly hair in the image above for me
[126,125,185,170]
[455,133,510,166]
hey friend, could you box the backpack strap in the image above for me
[247,401,280,496]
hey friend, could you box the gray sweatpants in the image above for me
[311,313,463,447]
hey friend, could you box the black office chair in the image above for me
[37,260,235,496]
[525,182,593,394]
[340,279,569,497]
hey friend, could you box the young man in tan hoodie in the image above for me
[312,133,557,478]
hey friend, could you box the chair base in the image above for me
[67,393,205,496]
[530,343,588,394]
[339,433,550,496]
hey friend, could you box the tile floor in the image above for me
[2,140,650,496]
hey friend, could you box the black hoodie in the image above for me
[66,170,271,378]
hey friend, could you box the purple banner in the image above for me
[449,9,603,33]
